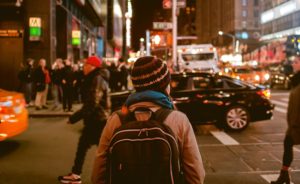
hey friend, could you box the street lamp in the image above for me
[218,31,236,54]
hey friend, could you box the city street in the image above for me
[0,89,299,184]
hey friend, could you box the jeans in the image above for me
[71,122,105,175]
[283,134,294,167]
[52,84,63,107]
[21,82,32,104]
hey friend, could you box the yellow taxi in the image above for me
[0,89,28,141]
[231,66,270,85]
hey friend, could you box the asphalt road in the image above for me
[0,89,299,184]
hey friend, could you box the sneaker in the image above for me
[35,106,41,110]
[58,173,81,184]
[42,105,48,109]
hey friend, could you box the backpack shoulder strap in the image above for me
[154,108,173,124]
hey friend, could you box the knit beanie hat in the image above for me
[86,56,102,68]
[131,56,171,92]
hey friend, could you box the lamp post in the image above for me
[218,31,236,54]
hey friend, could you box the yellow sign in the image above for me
[29,17,41,27]
[72,30,81,38]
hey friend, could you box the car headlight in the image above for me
[255,75,260,81]
[264,73,270,80]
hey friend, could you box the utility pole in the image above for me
[172,0,177,71]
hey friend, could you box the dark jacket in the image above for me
[61,65,75,86]
[51,68,64,85]
[69,68,110,127]
[18,65,34,83]
[287,72,300,144]
[33,66,46,84]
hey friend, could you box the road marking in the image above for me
[210,130,239,145]
[294,147,300,152]
[281,97,289,102]
[271,100,288,107]
[261,174,294,184]
[275,107,287,114]
[271,93,289,96]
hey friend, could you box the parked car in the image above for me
[267,62,294,89]
[110,72,274,131]
[0,89,28,141]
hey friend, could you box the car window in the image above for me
[224,79,246,89]
[233,68,251,73]
[171,75,213,90]
[193,76,212,89]
[171,77,192,90]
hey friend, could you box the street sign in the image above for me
[163,0,186,9]
[153,22,173,30]
[177,0,186,8]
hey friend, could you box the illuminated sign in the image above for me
[0,30,23,38]
[29,17,42,41]
[72,30,81,45]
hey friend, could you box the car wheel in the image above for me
[224,106,249,131]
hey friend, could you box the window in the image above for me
[193,77,212,89]
[242,0,247,6]
[254,0,258,6]
[242,21,247,28]
[224,80,246,89]
[242,10,247,17]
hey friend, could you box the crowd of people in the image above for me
[17,56,130,112]
[16,54,300,184]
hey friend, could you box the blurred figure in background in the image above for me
[18,58,35,106]
[117,58,129,90]
[34,58,51,110]
[61,59,76,112]
[73,63,84,104]
[51,58,64,110]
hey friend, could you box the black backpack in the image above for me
[107,108,183,184]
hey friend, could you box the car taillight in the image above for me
[256,89,270,99]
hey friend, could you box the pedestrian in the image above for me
[58,56,110,184]
[51,58,64,110]
[33,58,51,110]
[61,59,76,112]
[108,62,119,92]
[72,63,84,104]
[18,58,34,106]
[91,56,205,184]
[271,55,300,184]
[117,57,128,90]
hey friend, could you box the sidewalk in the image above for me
[27,103,82,117]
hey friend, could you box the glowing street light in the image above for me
[218,31,237,54]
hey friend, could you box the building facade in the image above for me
[195,0,261,54]
[249,0,300,65]
[0,0,133,91]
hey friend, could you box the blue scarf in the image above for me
[124,90,174,109]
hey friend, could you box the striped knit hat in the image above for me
[131,56,170,92]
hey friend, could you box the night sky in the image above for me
[131,0,163,51]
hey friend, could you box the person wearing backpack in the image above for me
[92,56,205,184]
[58,56,110,184]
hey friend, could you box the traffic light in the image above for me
[162,0,171,9]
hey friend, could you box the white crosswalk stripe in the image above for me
[281,97,289,102]
[271,100,288,108]
[210,130,239,145]
[275,107,287,113]
[271,92,290,96]
[261,174,294,184]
